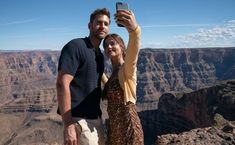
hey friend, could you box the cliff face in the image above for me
[0,51,61,145]
[139,80,235,145]
[137,48,235,110]
[0,51,59,113]
[0,48,235,145]
[158,80,235,127]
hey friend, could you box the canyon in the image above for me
[0,48,235,145]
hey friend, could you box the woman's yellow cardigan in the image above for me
[102,26,141,104]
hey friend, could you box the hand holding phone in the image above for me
[116,2,129,27]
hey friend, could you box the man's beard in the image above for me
[96,30,108,40]
[96,33,106,40]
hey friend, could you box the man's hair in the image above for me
[89,8,110,24]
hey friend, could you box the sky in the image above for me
[0,0,235,51]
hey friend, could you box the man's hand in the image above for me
[64,124,79,145]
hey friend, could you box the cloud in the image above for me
[141,20,235,48]
[175,20,235,47]
[0,18,39,26]
[141,23,216,28]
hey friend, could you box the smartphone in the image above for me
[116,2,129,27]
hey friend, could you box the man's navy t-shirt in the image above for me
[58,37,104,119]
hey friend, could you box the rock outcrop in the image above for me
[139,80,235,144]
[156,125,235,145]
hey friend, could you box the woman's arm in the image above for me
[115,10,141,77]
[115,10,141,104]
[124,26,141,77]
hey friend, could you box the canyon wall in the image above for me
[137,48,235,110]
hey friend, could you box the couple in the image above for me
[56,7,143,145]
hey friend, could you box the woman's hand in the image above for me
[115,10,138,32]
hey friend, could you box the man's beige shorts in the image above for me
[74,117,106,145]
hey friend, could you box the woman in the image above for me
[102,9,144,145]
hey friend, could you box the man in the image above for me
[56,8,110,145]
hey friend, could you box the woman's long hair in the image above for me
[103,33,126,58]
